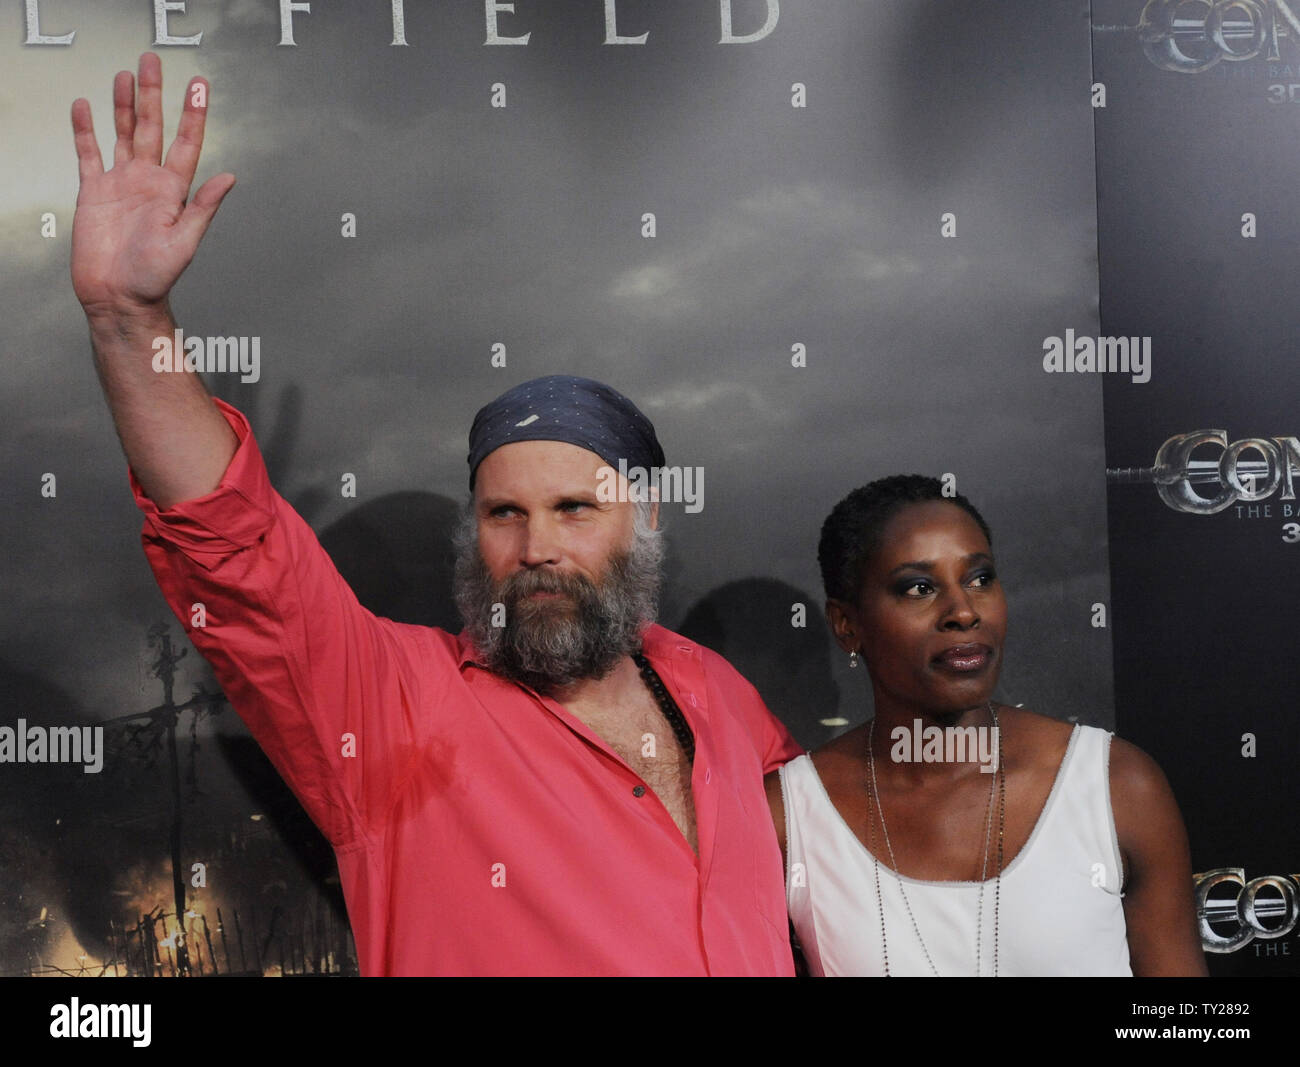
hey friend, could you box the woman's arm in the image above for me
[1109,737,1209,976]
[764,769,787,870]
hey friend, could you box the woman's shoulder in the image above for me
[807,722,871,782]
[992,704,1076,773]
[1106,733,1175,800]
[993,703,1073,734]
[997,706,1171,796]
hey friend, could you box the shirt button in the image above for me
[632,785,646,797]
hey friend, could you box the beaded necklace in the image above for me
[632,651,695,763]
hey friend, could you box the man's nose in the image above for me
[519,516,562,567]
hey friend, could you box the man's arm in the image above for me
[755,696,803,774]
[73,55,443,846]
[694,644,803,773]
[71,52,237,507]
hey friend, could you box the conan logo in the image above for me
[1196,868,1299,952]
[1138,0,1300,72]
[1107,430,1300,514]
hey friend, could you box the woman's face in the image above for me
[841,500,1007,717]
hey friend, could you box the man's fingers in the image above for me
[70,98,104,182]
[163,78,211,190]
[113,70,136,167]
[177,172,236,248]
[132,52,164,165]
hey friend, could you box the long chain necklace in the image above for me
[866,702,1005,976]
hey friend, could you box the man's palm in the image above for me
[71,53,234,318]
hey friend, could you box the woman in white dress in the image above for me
[765,475,1206,976]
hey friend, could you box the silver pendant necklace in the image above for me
[866,702,1005,976]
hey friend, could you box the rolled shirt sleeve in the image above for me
[130,397,447,848]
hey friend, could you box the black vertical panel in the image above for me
[1093,0,1300,974]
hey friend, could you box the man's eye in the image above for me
[559,501,588,513]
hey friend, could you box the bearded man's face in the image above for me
[455,440,663,694]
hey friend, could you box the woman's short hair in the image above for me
[817,474,993,604]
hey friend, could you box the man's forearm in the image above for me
[72,54,239,510]
[89,302,238,510]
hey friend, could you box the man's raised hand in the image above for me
[70,52,235,323]
[71,53,240,511]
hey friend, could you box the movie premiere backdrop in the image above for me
[1094,1,1300,976]
[0,0,1285,977]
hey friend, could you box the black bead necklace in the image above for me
[632,652,696,763]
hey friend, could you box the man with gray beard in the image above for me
[454,506,663,693]
[72,55,801,976]
[452,407,664,699]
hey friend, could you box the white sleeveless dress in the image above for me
[780,724,1131,976]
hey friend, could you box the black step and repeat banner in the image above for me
[1095,0,1300,975]
[0,0,1285,981]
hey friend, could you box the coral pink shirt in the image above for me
[130,399,802,976]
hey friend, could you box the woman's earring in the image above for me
[849,650,859,669]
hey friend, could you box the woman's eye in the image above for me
[901,579,934,597]
[969,570,997,588]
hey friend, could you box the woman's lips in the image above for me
[933,644,994,672]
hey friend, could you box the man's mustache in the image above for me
[497,568,597,603]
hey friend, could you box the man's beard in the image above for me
[453,513,664,695]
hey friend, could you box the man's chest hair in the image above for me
[566,684,693,794]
